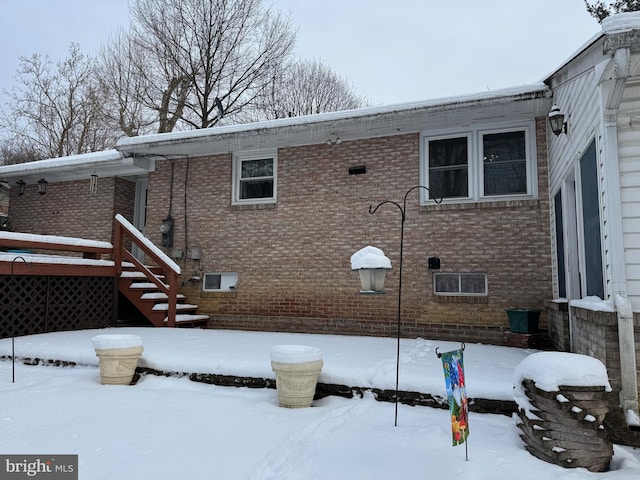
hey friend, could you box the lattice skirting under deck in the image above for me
[0,276,114,339]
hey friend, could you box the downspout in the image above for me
[614,295,640,424]
[602,46,639,422]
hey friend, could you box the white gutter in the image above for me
[115,83,550,152]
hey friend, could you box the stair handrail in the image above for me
[114,214,180,327]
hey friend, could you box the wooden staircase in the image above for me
[114,214,209,328]
[1,216,209,329]
[118,268,209,327]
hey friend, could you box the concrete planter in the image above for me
[92,334,144,385]
[270,345,323,408]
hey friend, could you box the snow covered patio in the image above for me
[1,328,640,479]
[0,327,528,406]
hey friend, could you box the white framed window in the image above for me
[203,272,238,292]
[481,129,528,197]
[426,133,471,200]
[232,151,277,205]
[421,124,535,203]
[434,273,488,296]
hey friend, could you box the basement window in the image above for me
[434,273,487,296]
[203,272,238,292]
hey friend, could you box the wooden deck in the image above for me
[0,232,115,277]
[1,216,209,328]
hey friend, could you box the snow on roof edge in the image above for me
[542,13,640,84]
[0,149,125,175]
[116,83,550,150]
[540,32,604,84]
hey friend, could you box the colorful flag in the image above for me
[440,348,469,446]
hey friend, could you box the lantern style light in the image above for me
[37,178,48,195]
[548,104,567,136]
[16,179,26,196]
[350,246,392,294]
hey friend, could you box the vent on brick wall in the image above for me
[348,165,367,175]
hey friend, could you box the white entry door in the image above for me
[132,177,148,263]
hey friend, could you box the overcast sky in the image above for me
[1,0,601,108]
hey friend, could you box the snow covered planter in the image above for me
[513,352,613,472]
[92,334,144,385]
[270,345,323,408]
[350,246,392,293]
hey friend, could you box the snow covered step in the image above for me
[141,292,186,301]
[128,282,170,290]
[120,271,165,279]
[165,314,210,324]
[152,303,199,311]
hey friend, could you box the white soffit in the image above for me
[116,84,552,158]
[0,150,153,185]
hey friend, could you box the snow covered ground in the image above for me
[0,327,639,479]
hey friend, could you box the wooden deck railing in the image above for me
[0,232,112,259]
[0,231,115,276]
[113,214,181,327]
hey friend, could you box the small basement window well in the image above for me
[203,272,238,292]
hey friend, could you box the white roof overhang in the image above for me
[0,83,552,187]
[0,149,153,187]
[116,84,552,159]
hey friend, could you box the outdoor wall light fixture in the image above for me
[15,179,26,196]
[548,104,568,136]
[37,178,48,195]
[326,132,342,145]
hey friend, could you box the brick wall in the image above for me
[547,300,571,351]
[571,305,640,397]
[146,118,552,343]
[8,177,136,244]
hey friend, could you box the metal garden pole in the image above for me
[10,256,30,383]
[369,186,441,426]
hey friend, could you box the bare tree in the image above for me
[0,43,118,158]
[585,0,640,22]
[108,0,296,133]
[249,58,370,121]
[98,30,156,137]
[0,138,42,165]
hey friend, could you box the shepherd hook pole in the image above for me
[10,256,31,383]
[369,186,441,426]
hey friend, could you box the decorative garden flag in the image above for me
[439,348,469,447]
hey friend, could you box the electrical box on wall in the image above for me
[160,217,174,248]
[190,247,201,260]
[428,257,441,269]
